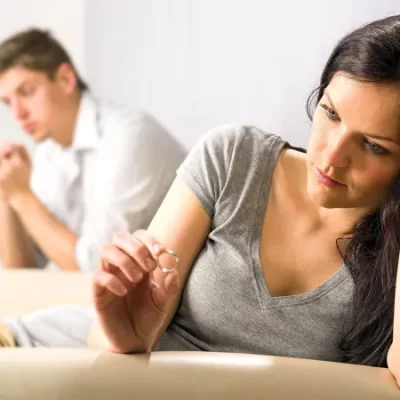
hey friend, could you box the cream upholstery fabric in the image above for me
[0,269,398,399]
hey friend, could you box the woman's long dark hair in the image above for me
[306,15,400,367]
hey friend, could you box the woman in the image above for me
[2,14,400,379]
[89,14,400,369]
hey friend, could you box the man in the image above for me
[0,28,186,272]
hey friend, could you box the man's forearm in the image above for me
[10,192,80,271]
[0,199,38,268]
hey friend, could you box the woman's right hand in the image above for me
[92,229,180,353]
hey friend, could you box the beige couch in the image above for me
[0,269,399,399]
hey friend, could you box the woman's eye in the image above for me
[320,104,340,121]
[364,140,388,156]
[327,109,338,120]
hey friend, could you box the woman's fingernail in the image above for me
[150,279,160,289]
[153,244,162,253]
[171,278,179,291]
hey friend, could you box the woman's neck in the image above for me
[281,147,373,238]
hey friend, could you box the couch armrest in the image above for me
[0,269,92,319]
[0,350,398,399]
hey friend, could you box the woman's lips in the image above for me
[315,167,345,187]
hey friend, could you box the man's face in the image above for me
[0,65,70,142]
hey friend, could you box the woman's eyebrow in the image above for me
[323,90,400,146]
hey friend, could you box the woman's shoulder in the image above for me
[197,124,286,159]
[200,123,283,142]
[177,124,288,218]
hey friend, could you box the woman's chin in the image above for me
[307,187,347,209]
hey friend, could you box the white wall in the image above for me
[0,0,85,151]
[86,0,399,149]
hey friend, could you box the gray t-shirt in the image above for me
[5,124,354,360]
[156,124,354,362]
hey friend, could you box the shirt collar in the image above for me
[70,92,100,151]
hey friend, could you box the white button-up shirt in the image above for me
[30,92,186,272]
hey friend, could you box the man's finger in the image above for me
[0,143,18,159]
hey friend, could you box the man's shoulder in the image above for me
[90,96,183,152]
[94,97,161,134]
